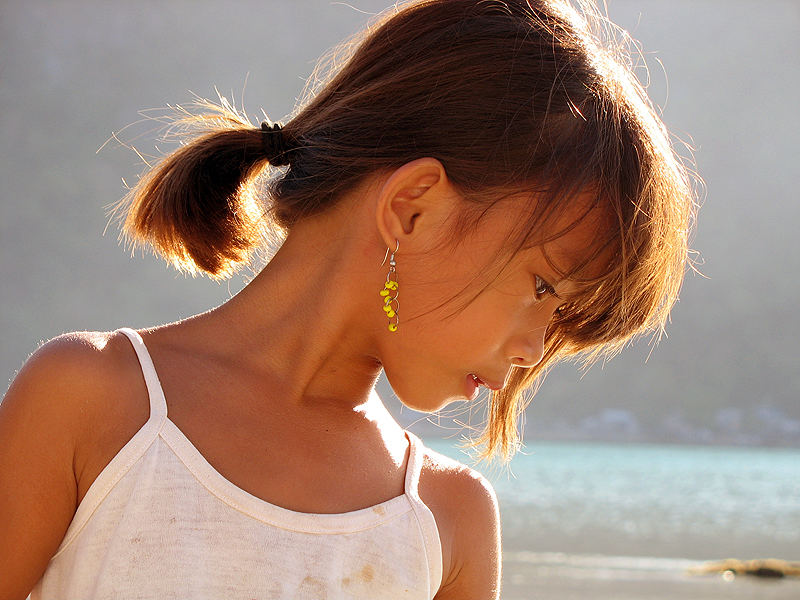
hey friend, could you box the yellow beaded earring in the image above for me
[380,240,399,332]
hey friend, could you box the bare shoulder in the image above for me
[416,443,502,600]
[0,329,147,599]
[5,330,150,486]
[9,329,143,415]
[7,329,134,411]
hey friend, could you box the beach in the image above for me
[423,439,800,599]
[501,552,800,599]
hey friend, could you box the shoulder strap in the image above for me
[403,431,423,497]
[117,328,168,424]
[402,430,444,596]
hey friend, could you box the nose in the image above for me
[508,325,546,369]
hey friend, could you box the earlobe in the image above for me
[374,157,452,248]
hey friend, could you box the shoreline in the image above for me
[414,428,800,452]
[501,531,800,563]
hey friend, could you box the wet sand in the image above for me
[501,553,800,600]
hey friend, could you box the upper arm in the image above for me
[0,333,115,600]
[433,466,502,600]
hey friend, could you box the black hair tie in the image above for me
[260,121,293,167]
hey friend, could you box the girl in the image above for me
[0,0,694,598]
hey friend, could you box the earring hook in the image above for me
[381,239,400,266]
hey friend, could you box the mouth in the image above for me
[469,373,502,391]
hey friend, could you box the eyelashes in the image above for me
[534,274,566,318]
[534,274,556,300]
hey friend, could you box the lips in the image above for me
[469,373,503,391]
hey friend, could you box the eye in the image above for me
[534,275,567,318]
[534,275,556,300]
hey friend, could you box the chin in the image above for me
[394,395,437,413]
[383,368,465,413]
[396,390,465,414]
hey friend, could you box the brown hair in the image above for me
[115,0,697,461]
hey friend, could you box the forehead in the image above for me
[474,193,613,302]
[490,190,612,262]
[542,209,612,275]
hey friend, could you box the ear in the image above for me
[374,157,458,251]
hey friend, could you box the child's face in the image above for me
[383,195,607,413]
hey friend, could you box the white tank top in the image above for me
[29,328,443,599]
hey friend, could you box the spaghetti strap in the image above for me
[403,431,424,498]
[402,430,443,596]
[50,328,170,560]
[117,327,168,424]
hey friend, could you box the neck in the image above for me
[199,188,389,416]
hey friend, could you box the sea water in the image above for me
[423,438,800,599]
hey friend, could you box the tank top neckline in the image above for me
[115,327,425,532]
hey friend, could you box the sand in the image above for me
[500,554,800,600]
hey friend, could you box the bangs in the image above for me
[471,98,696,462]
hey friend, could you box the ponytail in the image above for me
[115,106,295,278]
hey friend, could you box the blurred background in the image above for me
[2,1,798,598]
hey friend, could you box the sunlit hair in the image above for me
[115,0,697,461]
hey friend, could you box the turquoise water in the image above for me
[423,439,800,561]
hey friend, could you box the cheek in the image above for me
[451,289,527,348]
[395,260,531,359]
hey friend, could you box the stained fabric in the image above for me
[30,328,442,600]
